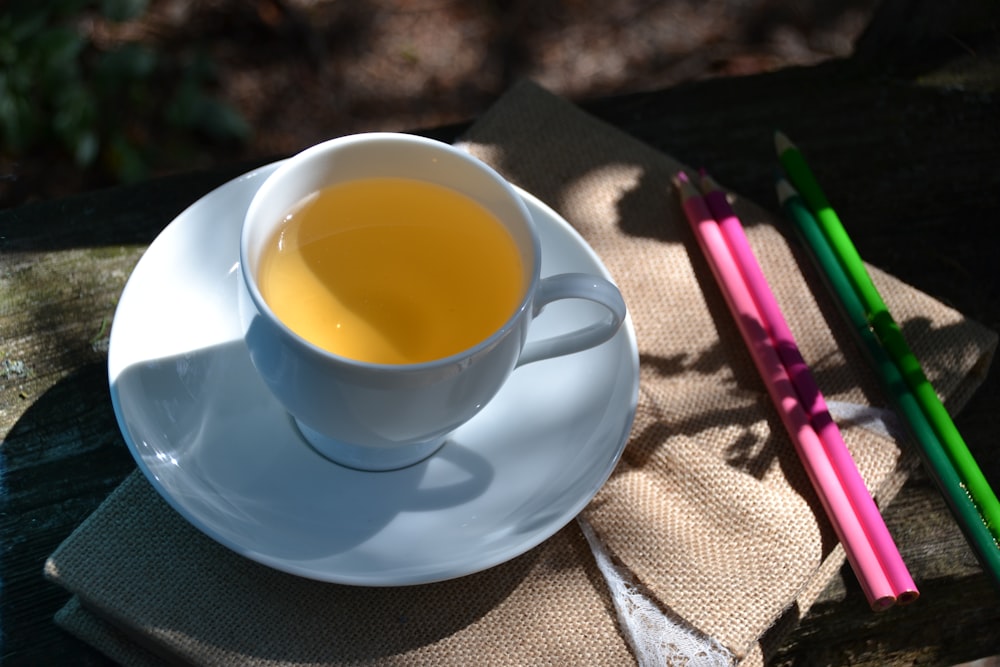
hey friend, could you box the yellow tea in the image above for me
[256,177,526,365]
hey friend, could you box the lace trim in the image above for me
[578,517,734,667]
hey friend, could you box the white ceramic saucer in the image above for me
[108,161,639,586]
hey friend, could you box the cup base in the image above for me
[294,419,448,472]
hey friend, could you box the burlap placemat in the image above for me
[45,80,997,666]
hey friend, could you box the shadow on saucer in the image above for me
[111,338,496,562]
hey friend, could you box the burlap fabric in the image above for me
[45,80,997,666]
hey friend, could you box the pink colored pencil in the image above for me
[673,171,897,610]
[699,172,918,605]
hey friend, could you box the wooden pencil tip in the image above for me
[775,178,798,205]
[774,130,794,156]
[672,171,699,198]
[699,171,720,193]
[670,172,683,192]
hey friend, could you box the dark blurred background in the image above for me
[0,0,882,209]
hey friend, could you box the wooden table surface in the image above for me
[3,4,1000,665]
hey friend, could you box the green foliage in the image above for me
[0,0,249,184]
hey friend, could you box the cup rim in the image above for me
[239,132,542,372]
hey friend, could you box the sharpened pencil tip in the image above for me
[775,178,798,206]
[672,171,699,198]
[699,171,720,194]
[774,130,794,156]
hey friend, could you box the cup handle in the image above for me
[515,273,627,367]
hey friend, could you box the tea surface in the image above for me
[257,177,525,364]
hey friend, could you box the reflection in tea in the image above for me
[257,177,526,364]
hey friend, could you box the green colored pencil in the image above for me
[776,131,1000,547]
[777,178,1000,586]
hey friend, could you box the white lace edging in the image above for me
[824,401,906,442]
[577,517,735,667]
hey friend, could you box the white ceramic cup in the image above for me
[237,132,626,471]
